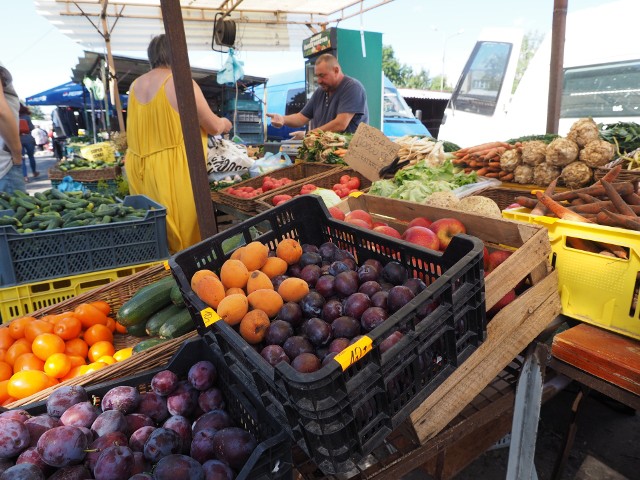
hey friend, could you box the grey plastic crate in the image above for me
[237,111,262,123]
[0,195,168,287]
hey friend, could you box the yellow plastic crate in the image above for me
[0,261,162,323]
[503,208,640,340]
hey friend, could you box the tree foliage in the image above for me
[382,45,431,89]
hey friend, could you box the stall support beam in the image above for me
[546,0,567,135]
[161,0,218,239]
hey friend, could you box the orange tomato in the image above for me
[32,333,65,361]
[0,361,12,381]
[83,324,113,346]
[74,303,108,329]
[44,353,72,378]
[46,376,59,388]
[0,328,14,349]
[0,348,6,363]
[60,365,84,382]
[24,320,54,343]
[114,321,128,334]
[7,370,50,399]
[65,338,89,359]
[13,353,44,373]
[9,317,35,340]
[1,396,16,407]
[0,380,9,404]
[53,316,82,341]
[68,355,86,368]
[90,301,111,316]
[5,339,32,366]
[105,317,116,333]
[39,314,58,324]
[88,341,115,363]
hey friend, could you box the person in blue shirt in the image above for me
[266,54,368,139]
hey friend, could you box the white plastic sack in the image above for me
[248,152,292,177]
[206,137,254,181]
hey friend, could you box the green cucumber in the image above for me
[170,284,185,307]
[145,304,184,336]
[158,309,195,339]
[116,276,176,327]
[132,337,169,354]
[125,321,148,337]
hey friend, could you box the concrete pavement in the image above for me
[24,150,58,195]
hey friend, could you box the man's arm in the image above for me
[266,112,309,129]
[0,82,23,165]
[312,112,355,133]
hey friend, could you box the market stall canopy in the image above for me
[71,51,267,98]
[35,0,394,52]
[25,80,129,108]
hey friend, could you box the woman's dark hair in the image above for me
[19,104,30,115]
[147,34,171,69]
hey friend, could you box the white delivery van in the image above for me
[438,0,640,147]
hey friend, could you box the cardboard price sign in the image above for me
[343,123,400,182]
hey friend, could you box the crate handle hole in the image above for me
[629,272,640,317]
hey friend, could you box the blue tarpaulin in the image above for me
[26,82,128,108]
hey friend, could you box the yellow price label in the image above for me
[201,308,221,327]
[333,335,373,370]
[349,191,364,198]
[163,260,170,270]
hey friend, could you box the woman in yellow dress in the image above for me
[125,34,232,253]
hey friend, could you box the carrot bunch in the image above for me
[451,141,520,179]
[512,165,640,257]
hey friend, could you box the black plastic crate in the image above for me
[24,337,293,480]
[169,196,486,475]
[0,195,168,287]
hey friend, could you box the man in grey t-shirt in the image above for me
[267,54,368,139]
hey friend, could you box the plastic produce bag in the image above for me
[57,176,87,193]
[248,152,292,177]
[216,48,244,85]
[206,137,254,181]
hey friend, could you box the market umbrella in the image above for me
[25,81,128,108]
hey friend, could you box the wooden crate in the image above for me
[4,263,197,409]
[336,195,562,446]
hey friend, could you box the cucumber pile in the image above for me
[0,190,148,233]
[117,276,196,352]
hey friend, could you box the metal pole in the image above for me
[100,1,125,133]
[546,0,568,134]
[160,0,218,238]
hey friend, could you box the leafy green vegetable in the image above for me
[599,122,640,154]
[369,159,478,204]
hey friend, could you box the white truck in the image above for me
[438,0,640,147]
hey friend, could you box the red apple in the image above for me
[372,221,388,228]
[328,206,346,221]
[345,218,371,229]
[402,226,440,251]
[483,246,490,271]
[428,218,466,251]
[373,225,402,239]
[345,209,373,228]
[487,250,512,272]
[487,289,516,318]
[408,216,432,229]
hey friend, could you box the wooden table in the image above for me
[549,323,640,479]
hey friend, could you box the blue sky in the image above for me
[0,0,613,100]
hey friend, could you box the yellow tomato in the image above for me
[7,370,50,399]
[113,347,133,362]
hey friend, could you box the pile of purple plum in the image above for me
[261,241,437,373]
[0,360,256,479]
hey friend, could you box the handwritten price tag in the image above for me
[343,123,400,182]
